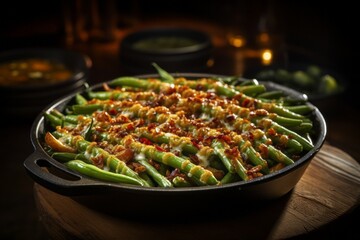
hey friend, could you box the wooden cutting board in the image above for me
[33,144,360,240]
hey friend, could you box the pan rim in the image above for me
[28,73,327,195]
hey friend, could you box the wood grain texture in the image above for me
[33,144,360,240]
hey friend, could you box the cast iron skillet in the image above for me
[24,73,326,217]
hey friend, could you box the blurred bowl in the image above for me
[119,27,213,74]
[0,48,92,119]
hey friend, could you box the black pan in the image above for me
[24,73,327,217]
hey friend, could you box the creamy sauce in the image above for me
[48,76,311,187]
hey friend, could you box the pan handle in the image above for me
[23,151,99,195]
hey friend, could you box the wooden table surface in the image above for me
[33,144,360,240]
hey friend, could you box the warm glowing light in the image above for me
[261,49,272,65]
[259,33,270,43]
[228,35,246,48]
[206,58,215,67]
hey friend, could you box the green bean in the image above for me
[257,90,284,99]
[83,118,93,141]
[270,121,313,151]
[127,136,219,185]
[72,104,103,114]
[215,85,237,97]
[44,112,62,128]
[48,132,150,186]
[267,145,294,166]
[52,152,90,163]
[235,84,266,96]
[271,115,304,128]
[288,122,313,134]
[259,103,305,119]
[158,163,169,176]
[88,91,129,100]
[135,157,173,187]
[213,84,306,120]
[284,105,313,115]
[239,141,269,174]
[268,135,303,154]
[65,160,144,186]
[220,172,240,184]
[152,63,174,83]
[138,172,155,187]
[109,77,150,89]
[64,115,79,125]
[139,130,198,155]
[212,140,248,181]
[75,94,88,105]
[50,109,65,119]
[47,110,78,128]
[172,176,193,187]
[211,141,234,173]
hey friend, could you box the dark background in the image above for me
[1,1,357,104]
[1,0,357,77]
[0,1,358,239]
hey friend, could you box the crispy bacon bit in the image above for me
[188,96,203,104]
[225,147,240,159]
[171,150,181,156]
[247,165,263,179]
[219,134,232,145]
[122,135,135,147]
[279,135,289,146]
[206,92,216,99]
[226,114,236,122]
[115,115,130,123]
[241,98,253,108]
[167,168,187,181]
[132,162,146,173]
[91,154,105,169]
[95,111,112,122]
[147,123,157,131]
[108,108,118,115]
[267,128,277,136]
[189,155,200,165]
[164,86,176,95]
[242,132,254,142]
[114,147,134,163]
[255,109,268,116]
[258,144,269,158]
[191,140,201,150]
[139,137,152,145]
[126,123,135,131]
[155,145,166,152]
[206,167,225,180]
[135,119,145,127]
[148,159,161,170]
[195,84,204,91]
